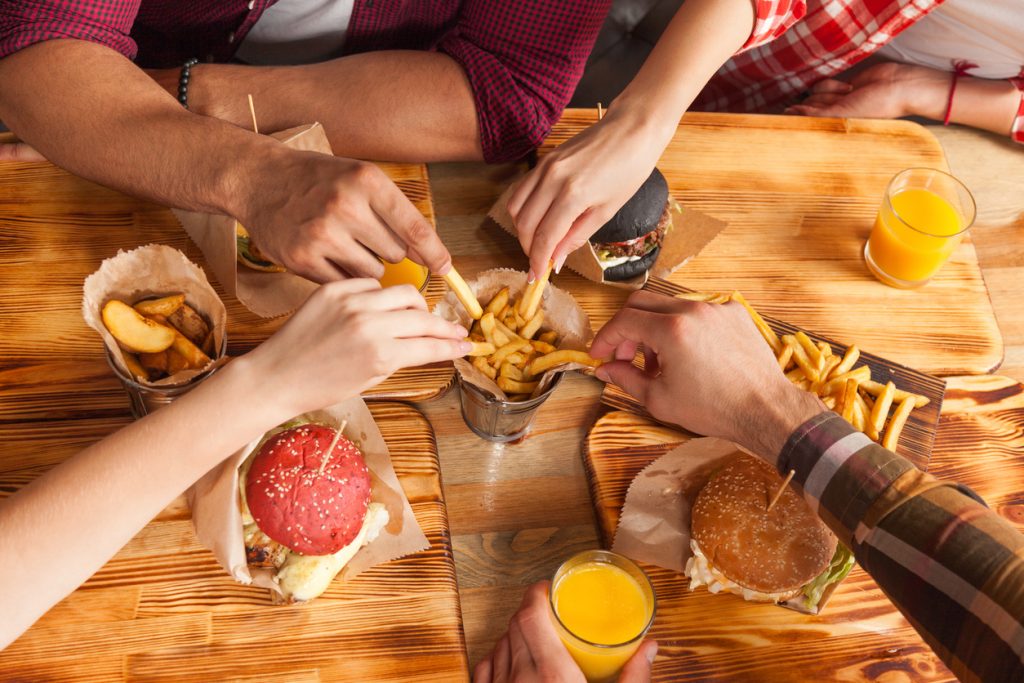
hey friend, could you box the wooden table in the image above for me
[2,113,1023,681]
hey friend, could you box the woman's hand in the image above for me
[247,279,469,417]
[473,581,657,683]
[506,106,675,280]
[786,62,949,121]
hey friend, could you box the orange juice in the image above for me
[864,169,974,288]
[550,552,655,683]
[378,258,429,290]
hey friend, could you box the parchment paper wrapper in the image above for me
[612,437,842,614]
[173,123,331,318]
[82,244,228,386]
[187,397,428,603]
[434,268,593,400]
[488,185,727,290]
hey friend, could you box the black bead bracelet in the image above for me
[177,58,200,109]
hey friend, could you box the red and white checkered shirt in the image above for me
[0,0,611,162]
[700,0,1024,144]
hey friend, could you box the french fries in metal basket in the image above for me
[678,290,929,451]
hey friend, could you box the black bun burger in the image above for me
[590,168,671,282]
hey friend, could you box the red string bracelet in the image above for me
[944,59,978,126]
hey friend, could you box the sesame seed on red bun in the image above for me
[245,424,371,556]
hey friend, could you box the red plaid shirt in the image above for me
[0,0,611,162]
[700,0,1024,144]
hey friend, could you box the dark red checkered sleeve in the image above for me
[0,0,139,62]
[436,0,611,163]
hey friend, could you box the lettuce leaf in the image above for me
[802,544,855,611]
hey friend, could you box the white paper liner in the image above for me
[187,397,428,603]
[82,244,228,386]
[434,268,594,400]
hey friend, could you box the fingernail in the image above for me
[438,261,452,276]
[527,270,536,284]
[459,340,473,354]
[553,254,567,274]
[595,366,609,382]
[646,643,658,664]
[456,325,469,338]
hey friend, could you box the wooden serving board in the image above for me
[0,402,469,682]
[537,110,1003,377]
[0,153,452,423]
[583,375,1024,682]
[602,278,945,469]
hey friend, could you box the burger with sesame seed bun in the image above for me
[238,421,389,603]
[685,454,853,611]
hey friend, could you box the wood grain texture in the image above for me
[0,158,452,421]
[0,402,468,682]
[602,277,945,469]
[583,375,1024,682]
[540,111,1003,376]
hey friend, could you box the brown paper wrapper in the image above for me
[173,123,331,318]
[612,438,842,614]
[187,397,428,603]
[434,268,593,400]
[488,185,727,290]
[81,244,228,385]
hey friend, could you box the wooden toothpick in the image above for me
[596,102,604,120]
[766,469,795,512]
[317,420,348,476]
[247,93,259,135]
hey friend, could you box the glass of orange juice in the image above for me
[378,257,429,291]
[549,550,656,683]
[864,168,975,288]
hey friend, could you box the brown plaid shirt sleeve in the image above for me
[779,411,1024,683]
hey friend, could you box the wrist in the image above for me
[739,384,825,467]
[608,93,682,150]
[902,65,954,121]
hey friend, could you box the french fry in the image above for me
[469,332,486,343]
[499,362,524,381]
[480,312,509,347]
[497,377,539,395]
[840,378,858,423]
[776,344,794,371]
[818,356,841,387]
[491,339,531,367]
[869,381,896,436]
[122,353,149,382]
[822,365,871,395]
[832,345,860,378]
[514,309,527,330]
[855,392,878,440]
[520,310,544,340]
[466,341,496,357]
[783,335,820,383]
[101,300,176,353]
[861,380,930,408]
[494,319,522,343]
[822,396,837,410]
[167,304,209,347]
[505,352,526,367]
[795,331,822,367]
[882,397,915,450]
[527,349,602,377]
[785,367,805,383]
[731,291,782,354]
[851,399,867,432]
[171,332,211,369]
[675,292,730,303]
[519,262,552,320]
[472,355,497,380]
[133,294,185,318]
[485,287,510,316]
[443,267,483,320]
[498,304,511,321]
[538,331,558,345]
[530,340,557,354]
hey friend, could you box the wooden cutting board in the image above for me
[583,374,1024,682]
[0,154,453,422]
[0,402,468,682]
[536,111,1003,377]
[602,278,945,469]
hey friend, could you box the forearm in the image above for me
[0,40,284,218]
[901,68,1022,138]
[179,51,482,162]
[0,357,282,649]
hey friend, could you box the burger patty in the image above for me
[594,205,671,259]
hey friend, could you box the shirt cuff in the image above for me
[777,411,916,547]
[741,0,808,52]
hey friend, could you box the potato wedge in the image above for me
[133,294,185,318]
[138,350,170,375]
[167,348,191,375]
[122,353,149,382]
[102,300,176,353]
[171,332,211,368]
[168,304,210,347]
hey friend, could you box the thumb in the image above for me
[0,142,46,162]
[595,361,652,406]
[618,640,658,682]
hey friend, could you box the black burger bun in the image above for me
[601,247,662,282]
[691,454,837,596]
[592,168,669,244]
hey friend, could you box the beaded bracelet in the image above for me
[177,58,200,109]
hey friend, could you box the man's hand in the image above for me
[785,62,949,121]
[473,581,657,683]
[247,279,469,417]
[591,291,823,461]
[239,150,452,283]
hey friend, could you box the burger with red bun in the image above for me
[239,421,389,602]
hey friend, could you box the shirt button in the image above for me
[228,31,236,44]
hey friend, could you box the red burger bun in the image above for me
[246,424,371,556]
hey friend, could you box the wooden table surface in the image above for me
[1,113,1022,681]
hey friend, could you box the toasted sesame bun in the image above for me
[245,424,371,556]
[691,454,837,597]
